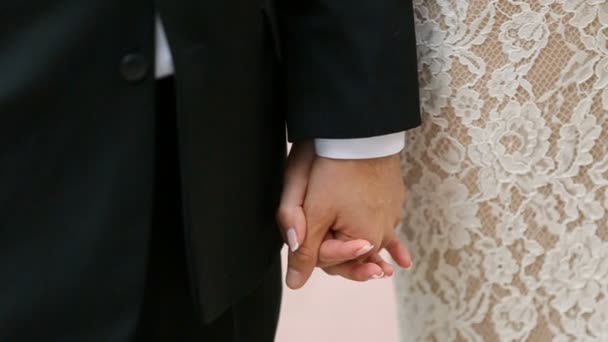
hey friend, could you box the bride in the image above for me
[397,0,608,341]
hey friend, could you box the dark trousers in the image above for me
[135,78,282,341]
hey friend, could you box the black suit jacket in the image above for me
[0,0,420,337]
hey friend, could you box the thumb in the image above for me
[286,215,327,289]
[276,141,315,252]
[276,206,306,253]
[280,141,324,290]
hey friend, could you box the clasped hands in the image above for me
[277,141,412,289]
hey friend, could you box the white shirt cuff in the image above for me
[314,132,406,159]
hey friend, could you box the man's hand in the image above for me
[277,142,393,282]
[277,142,412,289]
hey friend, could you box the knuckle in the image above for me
[380,239,391,250]
[294,245,317,265]
[371,236,385,251]
[317,251,336,266]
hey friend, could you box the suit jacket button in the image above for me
[120,53,150,82]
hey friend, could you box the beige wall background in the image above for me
[276,247,399,342]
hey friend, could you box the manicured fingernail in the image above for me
[370,272,385,280]
[286,268,304,289]
[405,263,413,271]
[355,244,374,257]
[286,228,300,252]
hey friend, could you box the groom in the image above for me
[0,0,420,341]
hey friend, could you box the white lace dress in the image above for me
[396,1,608,341]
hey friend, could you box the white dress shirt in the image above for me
[154,18,405,159]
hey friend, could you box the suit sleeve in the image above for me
[276,0,421,141]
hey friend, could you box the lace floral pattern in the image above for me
[396,1,608,341]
